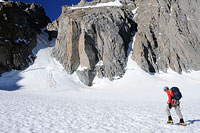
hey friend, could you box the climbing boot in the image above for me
[167,116,174,124]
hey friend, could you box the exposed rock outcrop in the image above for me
[78,0,87,6]
[52,0,200,86]
[0,1,50,75]
[132,0,200,73]
[47,19,58,40]
[52,0,136,86]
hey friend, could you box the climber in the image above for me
[163,86,185,126]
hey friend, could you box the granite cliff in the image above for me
[133,0,200,73]
[50,0,137,86]
[50,0,200,86]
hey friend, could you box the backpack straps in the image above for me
[169,89,175,97]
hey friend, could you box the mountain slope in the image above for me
[48,0,200,86]
[0,0,200,132]
[0,29,200,133]
[0,32,83,91]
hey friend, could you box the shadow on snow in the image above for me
[186,119,200,125]
[0,70,23,91]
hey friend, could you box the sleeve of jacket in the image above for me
[167,91,172,103]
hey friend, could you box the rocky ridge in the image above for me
[0,1,50,75]
[50,0,200,86]
[35,0,200,86]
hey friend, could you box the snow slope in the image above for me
[0,32,84,92]
[0,31,200,132]
[70,0,122,10]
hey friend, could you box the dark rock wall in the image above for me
[0,1,50,75]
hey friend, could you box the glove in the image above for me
[168,103,172,109]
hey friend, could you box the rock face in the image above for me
[52,0,200,86]
[0,1,50,75]
[78,0,87,6]
[132,0,200,73]
[52,0,136,86]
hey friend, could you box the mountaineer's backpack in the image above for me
[171,87,182,100]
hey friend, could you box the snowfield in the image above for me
[0,32,200,133]
[1,91,200,133]
[70,0,122,10]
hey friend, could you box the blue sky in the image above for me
[13,0,93,21]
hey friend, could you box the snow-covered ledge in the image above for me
[70,0,122,10]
